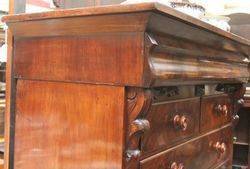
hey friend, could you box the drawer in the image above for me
[201,94,232,133]
[140,126,232,169]
[142,97,200,155]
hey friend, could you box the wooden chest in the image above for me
[2,3,250,169]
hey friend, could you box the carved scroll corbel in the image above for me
[125,87,152,169]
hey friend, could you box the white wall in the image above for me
[0,0,8,12]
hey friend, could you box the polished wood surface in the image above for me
[201,94,233,133]
[1,3,248,89]
[141,97,200,156]
[125,88,152,169]
[14,34,144,86]
[7,13,149,38]
[12,32,250,87]
[3,9,248,86]
[2,3,250,169]
[14,80,125,169]
[140,126,232,169]
[2,3,250,47]
[123,85,242,169]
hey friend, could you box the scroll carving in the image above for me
[125,87,152,169]
[127,87,152,127]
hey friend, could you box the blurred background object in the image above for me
[25,0,54,13]
[228,13,250,40]
[169,0,205,19]
[0,4,6,169]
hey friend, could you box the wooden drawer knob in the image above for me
[212,142,226,155]
[170,162,185,169]
[215,104,228,116]
[173,115,188,131]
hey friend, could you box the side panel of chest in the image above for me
[14,80,125,169]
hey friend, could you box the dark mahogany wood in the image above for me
[14,80,125,169]
[11,32,249,87]
[14,34,145,86]
[214,160,231,169]
[141,97,200,156]
[125,88,153,169]
[201,94,233,133]
[140,126,232,169]
[2,3,250,47]
[2,3,250,87]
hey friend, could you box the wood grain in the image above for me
[14,33,144,86]
[125,88,153,169]
[7,12,150,38]
[141,97,200,157]
[201,94,232,133]
[3,3,247,169]
[2,3,250,47]
[140,126,232,169]
[148,48,249,86]
[14,80,125,169]
[13,33,249,87]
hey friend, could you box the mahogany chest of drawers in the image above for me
[2,3,250,169]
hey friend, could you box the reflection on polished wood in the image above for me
[2,2,250,169]
[15,80,125,169]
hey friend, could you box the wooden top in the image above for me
[2,2,250,46]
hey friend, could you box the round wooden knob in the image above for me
[212,142,226,155]
[215,104,228,116]
[174,115,188,131]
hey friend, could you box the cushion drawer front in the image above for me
[201,94,232,133]
[140,126,232,169]
[142,97,200,155]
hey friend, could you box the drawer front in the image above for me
[140,126,232,169]
[142,98,200,155]
[201,95,232,133]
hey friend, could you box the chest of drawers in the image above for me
[2,2,250,169]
